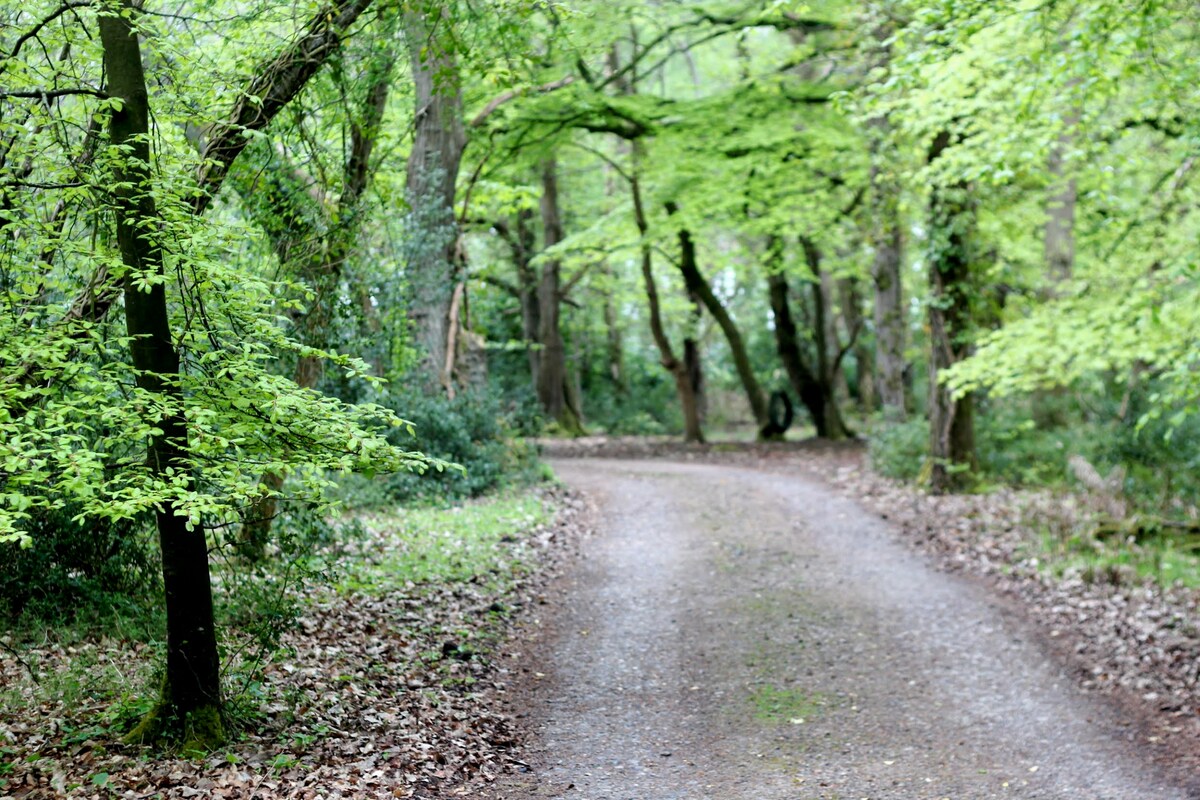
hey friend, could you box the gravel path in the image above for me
[490,459,1188,800]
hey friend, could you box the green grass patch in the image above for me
[338,492,553,595]
[749,684,825,724]
[1034,526,1200,588]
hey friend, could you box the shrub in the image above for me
[0,505,161,633]
[337,387,544,507]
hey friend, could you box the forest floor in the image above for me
[485,444,1200,800]
[0,487,588,799]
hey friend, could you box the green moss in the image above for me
[749,684,825,724]
[122,690,226,753]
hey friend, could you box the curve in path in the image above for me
[493,459,1187,800]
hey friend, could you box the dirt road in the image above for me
[490,459,1188,800]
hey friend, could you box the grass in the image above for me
[1035,526,1200,588]
[337,492,553,595]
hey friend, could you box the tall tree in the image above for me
[98,1,222,745]
[536,157,584,432]
[926,130,977,493]
[404,3,467,392]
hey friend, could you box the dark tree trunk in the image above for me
[536,158,583,434]
[99,3,223,745]
[800,238,852,439]
[404,6,466,392]
[765,237,850,440]
[631,146,702,442]
[513,208,541,387]
[683,287,706,423]
[927,130,978,493]
[665,202,768,433]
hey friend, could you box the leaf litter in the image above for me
[0,486,586,799]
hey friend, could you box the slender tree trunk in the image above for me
[1045,145,1076,283]
[869,130,907,420]
[511,208,541,387]
[99,3,223,745]
[404,6,466,392]
[602,262,625,393]
[820,266,851,408]
[683,286,706,423]
[927,131,978,493]
[839,277,876,413]
[665,202,768,431]
[536,158,583,433]
[767,269,832,438]
[1031,134,1077,430]
[799,237,852,439]
[632,146,703,442]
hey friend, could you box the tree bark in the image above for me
[682,289,706,424]
[1045,143,1076,283]
[404,5,466,392]
[99,3,223,745]
[869,126,908,421]
[839,277,876,413]
[799,237,852,439]
[513,208,541,387]
[631,145,703,442]
[665,202,768,433]
[927,130,978,493]
[536,158,583,433]
[765,237,849,440]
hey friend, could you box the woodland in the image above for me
[1,0,1200,795]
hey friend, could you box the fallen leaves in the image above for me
[0,486,587,799]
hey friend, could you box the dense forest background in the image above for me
[2,0,1199,769]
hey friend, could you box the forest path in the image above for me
[489,459,1186,800]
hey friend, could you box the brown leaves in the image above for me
[0,487,586,799]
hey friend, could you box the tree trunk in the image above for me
[665,202,768,431]
[602,261,625,393]
[512,208,541,388]
[765,237,849,440]
[1045,145,1076,283]
[767,269,832,438]
[536,158,583,434]
[869,137,908,421]
[99,3,223,746]
[631,146,703,442]
[1031,125,1078,430]
[800,238,852,439]
[839,277,876,413]
[404,6,466,392]
[820,266,851,409]
[927,130,978,493]
[683,287,706,424]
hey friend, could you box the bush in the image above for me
[868,417,928,481]
[337,387,544,507]
[0,505,161,633]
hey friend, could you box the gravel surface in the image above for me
[489,458,1192,800]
